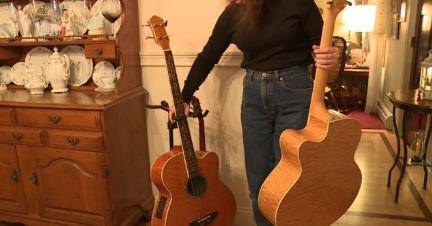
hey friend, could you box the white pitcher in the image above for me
[46,47,71,93]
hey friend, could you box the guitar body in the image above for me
[257,1,360,225]
[258,112,362,225]
[151,148,236,226]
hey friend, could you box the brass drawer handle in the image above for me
[31,172,38,185]
[66,137,80,146]
[12,170,18,183]
[12,133,23,141]
[95,48,102,55]
[49,116,61,124]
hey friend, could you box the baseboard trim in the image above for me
[233,207,255,226]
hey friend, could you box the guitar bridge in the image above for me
[189,211,218,226]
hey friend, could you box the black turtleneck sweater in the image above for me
[182,0,323,103]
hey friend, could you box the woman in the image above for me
[169,0,339,225]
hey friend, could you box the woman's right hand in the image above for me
[169,102,190,124]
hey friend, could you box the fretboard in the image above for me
[164,50,200,178]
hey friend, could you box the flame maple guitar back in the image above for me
[258,113,361,225]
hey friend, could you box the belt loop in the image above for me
[275,70,280,83]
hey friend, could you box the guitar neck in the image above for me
[309,11,339,121]
[164,50,200,178]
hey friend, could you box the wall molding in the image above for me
[140,51,243,67]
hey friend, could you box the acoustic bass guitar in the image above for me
[147,15,236,226]
[258,1,362,225]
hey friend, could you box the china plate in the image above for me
[92,61,115,87]
[25,46,52,77]
[60,0,91,35]
[0,3,18,38]
[0,66,12,84]
[93,0,122,36]
[60,45,93,86]
[10,62,28,85]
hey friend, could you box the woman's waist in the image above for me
[246,65,310,79]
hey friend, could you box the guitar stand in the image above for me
[145,100,209,150]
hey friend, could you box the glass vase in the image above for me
[410,131,425,163]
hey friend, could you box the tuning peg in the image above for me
[150,21,169,28]
[142,20,168,27]
[145,34,173,40]
[346,1,352,6]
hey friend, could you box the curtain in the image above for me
[365,0,392,113]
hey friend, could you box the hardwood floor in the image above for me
[134,129,432,226]
[330,129,432,226]
[1,130,431,226]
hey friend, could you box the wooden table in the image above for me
[344,68,369,77]
[387,89,432,202]
[330,68,369,108]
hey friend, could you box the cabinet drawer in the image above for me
[46,129,104,152]
[0,126,45,146]
[15,108,101,131]
[85,43,116,59]
[0,107,16,126]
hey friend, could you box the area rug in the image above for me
[347,108,386,130]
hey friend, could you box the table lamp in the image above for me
[350,5,376,67]
[419,50,432,100]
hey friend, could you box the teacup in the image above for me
[100,76,117,89]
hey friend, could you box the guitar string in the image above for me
[183,128,210,222]
[165,50,211,222]
[187,142,209,222]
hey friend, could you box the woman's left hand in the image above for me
[312,45,340,69]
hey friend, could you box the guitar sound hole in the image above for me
[183,173,208,200]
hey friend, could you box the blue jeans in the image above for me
[241,66,313,226]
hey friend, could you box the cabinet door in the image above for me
[0,143,27,213]
[17,146,112,226]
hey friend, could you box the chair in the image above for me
[323,36,360,114]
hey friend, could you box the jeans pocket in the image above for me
[243,70,253,89]
[280,72,313,91]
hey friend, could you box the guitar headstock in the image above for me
[326,0,351,15]
[148,15,170,50]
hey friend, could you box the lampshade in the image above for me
[350,5,376,32]
[341,7,352,25]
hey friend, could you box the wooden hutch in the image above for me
[0,0,153,225]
